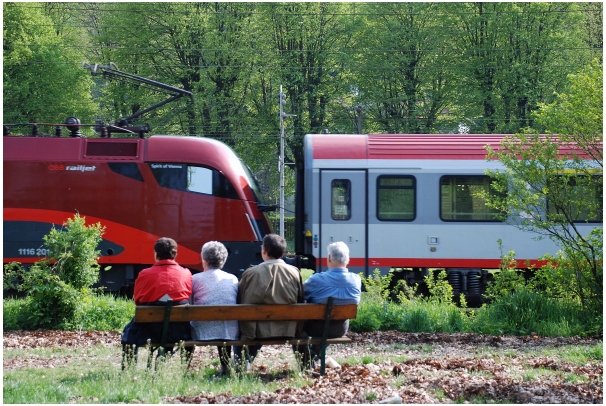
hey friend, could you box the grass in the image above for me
[4,294,133,332]
[3,344,312,404]
[4,335,601,403]
[3,270,602,403]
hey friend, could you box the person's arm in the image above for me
[302,273,319,303]
[296,270,305,303]
[133,273,147,306]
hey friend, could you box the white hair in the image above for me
[201,241,228,269]
[327,241,349,265]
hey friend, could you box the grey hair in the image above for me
[201,241,228,269]
[327,241,349,265]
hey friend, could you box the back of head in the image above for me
[327,241,349,265]
[155,237,178,260]
[263,233,286,259]
[202,241,228,269]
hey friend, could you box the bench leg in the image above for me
[217,346,231,375]
[121,344,139,370]
[234,345,258,372]
[292,343,315,371]
[152,344,194,371]
[181,346,195,370]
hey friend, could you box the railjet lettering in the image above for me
[65,165,96,172]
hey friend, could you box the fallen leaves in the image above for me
[3,329,602,403]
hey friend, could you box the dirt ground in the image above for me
[3,330,603,403]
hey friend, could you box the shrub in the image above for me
[359,268,392,301]
[350,299,383,332]
[2,213,105,330]
[21,262,81,329]
[424,270,454,305]
[534,229,602,326]
[484,244,531,303]
[44,214,104,289]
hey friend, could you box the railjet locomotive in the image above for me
[4,130,272,292]
[292,133,601,301]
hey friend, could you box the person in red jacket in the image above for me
[121,237,193,368]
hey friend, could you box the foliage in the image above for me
[2,214,105,330]
[394,278,419,303]
[3,2,97,126]
[352,270,471,334]
[484,61,603,319]
[43,214,105,289]
[472,289,588,337]
[359,268,393,301]
[73,294,134,331]
[4,294,134,332]
[423,270,454,305]
[534,229,603,332]
[349,268,596,336]
[484,241,532,303]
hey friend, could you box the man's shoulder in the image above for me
[138,266,155,276]
[243,263,263,274]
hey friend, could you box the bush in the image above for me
[535,229,602,324]
[3,214,105,330]
[23,264,81,329]
[424,270,454,305]
[44,214,104,289]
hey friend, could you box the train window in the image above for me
[331,179,351,220]
[377,176,415,221]
[108,162,144,182]
[187,166,213,194]
[149,163,239,199]
[440,176,503,221]
[547,175,602,223]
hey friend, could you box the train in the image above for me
[5,127,600,302]
[292,133,601,302]
[4,66,600,301]
[3,128,272,293]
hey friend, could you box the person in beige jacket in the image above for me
[235,233,304,367]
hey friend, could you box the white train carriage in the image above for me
[297,133,599,299]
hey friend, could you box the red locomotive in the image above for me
[4,132,271,292]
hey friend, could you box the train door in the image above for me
[319,170,367,274]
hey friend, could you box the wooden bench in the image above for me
[133,297,358,375]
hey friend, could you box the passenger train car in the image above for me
[3,130,271,292]
[294,133,601,300]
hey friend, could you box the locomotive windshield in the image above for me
[240,160,265,205]
[149,163,239,199]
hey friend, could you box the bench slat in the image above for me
[134,303,358,323]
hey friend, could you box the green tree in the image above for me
[91,2,263,145]
[485,61,602,318]
[353,3,457,134]
[265,2,352,162]
[452,2,589,133]
[3,2,97,126]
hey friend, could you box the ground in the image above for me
[3,330,602,403]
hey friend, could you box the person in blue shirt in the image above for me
[295,241,361,369]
